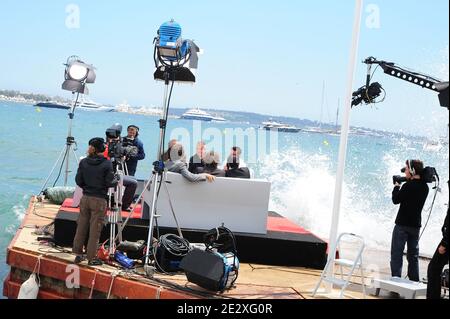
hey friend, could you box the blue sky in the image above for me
[0,0,448,136]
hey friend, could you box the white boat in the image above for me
[35,101,71,110]
[261,120,301,133]
[303,81,336,134]
[181,108,215,121]
[211,115,227,122]
[77,98,115,112]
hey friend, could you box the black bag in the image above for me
[116,240,146,260]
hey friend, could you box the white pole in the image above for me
[326,0,364,292]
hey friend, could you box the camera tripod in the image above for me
[39,93,81,193]
[107,159,128,258]
[113,68,185,277]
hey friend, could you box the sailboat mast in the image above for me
[319,81,325,128]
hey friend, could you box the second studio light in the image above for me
[62,56,96,94]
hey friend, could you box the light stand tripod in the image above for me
[39,92,81,193]
[114,20,199,276]
[143,70,175,277]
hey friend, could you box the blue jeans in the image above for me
[390,224,420,281]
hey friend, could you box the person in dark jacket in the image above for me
[73,137,118,265]
[123,125,145,176]
[426,205,449,299]
[196,150,225,177]
[225,155,250,179]
[390,159,429,281]
[189,141,206,173]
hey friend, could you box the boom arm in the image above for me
[352,56,449,109]
[365,56,444,92]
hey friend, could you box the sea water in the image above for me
[0,102,448,287]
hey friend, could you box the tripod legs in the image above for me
[40,144,66,194]
[144,171,161,267]
[108,170,124,257]
[40,142,79,193]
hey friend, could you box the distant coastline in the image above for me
[0,89,430,140]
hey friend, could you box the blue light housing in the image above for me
[157,20,189,61]
[153,20,200,83]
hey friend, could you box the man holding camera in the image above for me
[391,159,429,282]
[73,138,118,265]
[123,125,145,177]
[104,124,138,212]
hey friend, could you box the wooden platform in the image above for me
[3,197,380,299]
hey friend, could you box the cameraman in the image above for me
[73,138,118,265]
[123,125,145,176]
[390,159,429,282]
[104,126,138,212]
[426,205,449,299]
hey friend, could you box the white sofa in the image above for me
[142,171,271,234]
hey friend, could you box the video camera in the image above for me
[392,166,438,185]
[352,82,383,107]
[105,124,139,161]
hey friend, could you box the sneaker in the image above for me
[74,255,85,264]
[88,258,103,266]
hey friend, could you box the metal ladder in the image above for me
[312,233,366,298]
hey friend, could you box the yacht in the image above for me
[77,98,115,112]
[262,120,301,133]
[211,115,227,122]
[302,126,333,134]
[35,101,71,110]
[181,108,215,121]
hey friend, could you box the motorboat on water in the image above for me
[180,108,215,121]
[301,126,331,134]
[261,120,301,133]
[35,101,71,110]
[211,115,227,122]
[77,98,115,112]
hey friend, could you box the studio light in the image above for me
[40,55,97,191]
[62,56,96,94]
[153,19,200,83]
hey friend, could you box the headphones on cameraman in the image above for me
[127,125,139,137]
[407,159,416,176]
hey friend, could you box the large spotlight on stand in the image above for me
[115,20,200,277]
[40,56,96,193]
[153,19,200,83]
[62,56,96,94]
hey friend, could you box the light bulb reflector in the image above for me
[69,64,88,81]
